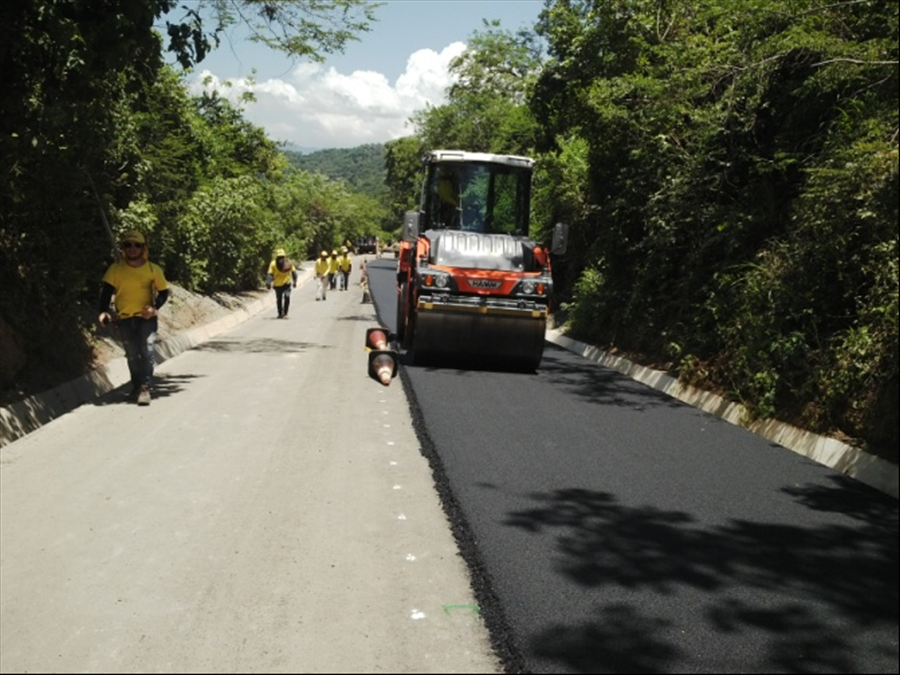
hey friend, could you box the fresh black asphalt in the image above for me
[366,258,899,674]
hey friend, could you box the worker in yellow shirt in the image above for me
[337,246,352,290]
[328,249,339,290]
[97,230,169,405]
[265,248,298,318]
[314,250,330,301]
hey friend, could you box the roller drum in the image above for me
[411,305,545,371]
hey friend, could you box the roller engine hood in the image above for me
[425,230,536,272]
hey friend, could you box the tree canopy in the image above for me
[0,0,382,394]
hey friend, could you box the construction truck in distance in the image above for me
[355,235,378,255]
[395,150,568,371]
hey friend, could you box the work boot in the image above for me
[137,386,151,406]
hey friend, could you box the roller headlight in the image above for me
[519,278,551,296]
[419,270,451,289]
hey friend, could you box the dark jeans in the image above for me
[275,284,292,315]
[339,270,350,290]
[117,316,158,391]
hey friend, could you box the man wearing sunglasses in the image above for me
[97,230,170,406]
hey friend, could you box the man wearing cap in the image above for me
[314,250,330,301]
[337,246,352,291]
[265,248,298,318]
[97,230,169,406]
[327,249,339,290]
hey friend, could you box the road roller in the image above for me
[396,150,568,371]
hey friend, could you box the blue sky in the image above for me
[164,1,545,151]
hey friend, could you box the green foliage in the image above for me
[0,0,173,390]
[538,0,899,455]
[0,0,386,396]
[411,19,544,156]
[283,145,391,243]
[531,133,592,294]
[163,0,383,68]
[284,144,387,199]
[176,176,267,292]
[383,136,425,235]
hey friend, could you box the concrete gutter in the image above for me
[547,329,898,500]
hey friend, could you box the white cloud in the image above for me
[186,42,467,150]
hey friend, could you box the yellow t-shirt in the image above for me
[315,258,330,276]
[337,254,352,272]
[328,256,339,274]
[267,258,295,287]
[101,260,168,319]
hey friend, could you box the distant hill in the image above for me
[284,144,387,200]
[280,145,322,155]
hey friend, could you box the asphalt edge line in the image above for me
[546,329,898,500]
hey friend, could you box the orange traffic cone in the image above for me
[370,352,396,386]
[366,327,389,350]
[366,326,398,385]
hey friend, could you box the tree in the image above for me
[164,0,383,69]
[411,19,544,156]
[0,0,383,393]
[531,0,899,454]
[0,0,176,391]
[383,137,425,237]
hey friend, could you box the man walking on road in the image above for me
[337,246,352,291]
[328,249,339,291]
[97,230,169,405]
[265,248,298,318]
[314,250,330,301]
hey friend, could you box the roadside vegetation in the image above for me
[1,1,896,462]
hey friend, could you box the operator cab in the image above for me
[420,152,533,236]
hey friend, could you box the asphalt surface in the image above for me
[365,258,899,674]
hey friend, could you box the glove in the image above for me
[266,283,272,290]
[292,283,297,288]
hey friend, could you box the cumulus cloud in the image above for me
[186,42,467,150]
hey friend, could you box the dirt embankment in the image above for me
[0,286,268,408]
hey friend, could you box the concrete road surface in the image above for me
[0,266,501,674]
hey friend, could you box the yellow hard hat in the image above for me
[275,248,286,257]
[320,250,328,257]
[121,230,145,245]
[341,246,348,253]
[331,250,337,255]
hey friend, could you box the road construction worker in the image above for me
[314,250,330,301]
[265,248,298,318]
[97,230,169,406]
[328,249,339,290]
[337,246,352,290]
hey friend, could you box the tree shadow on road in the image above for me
[504,479,898,673]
